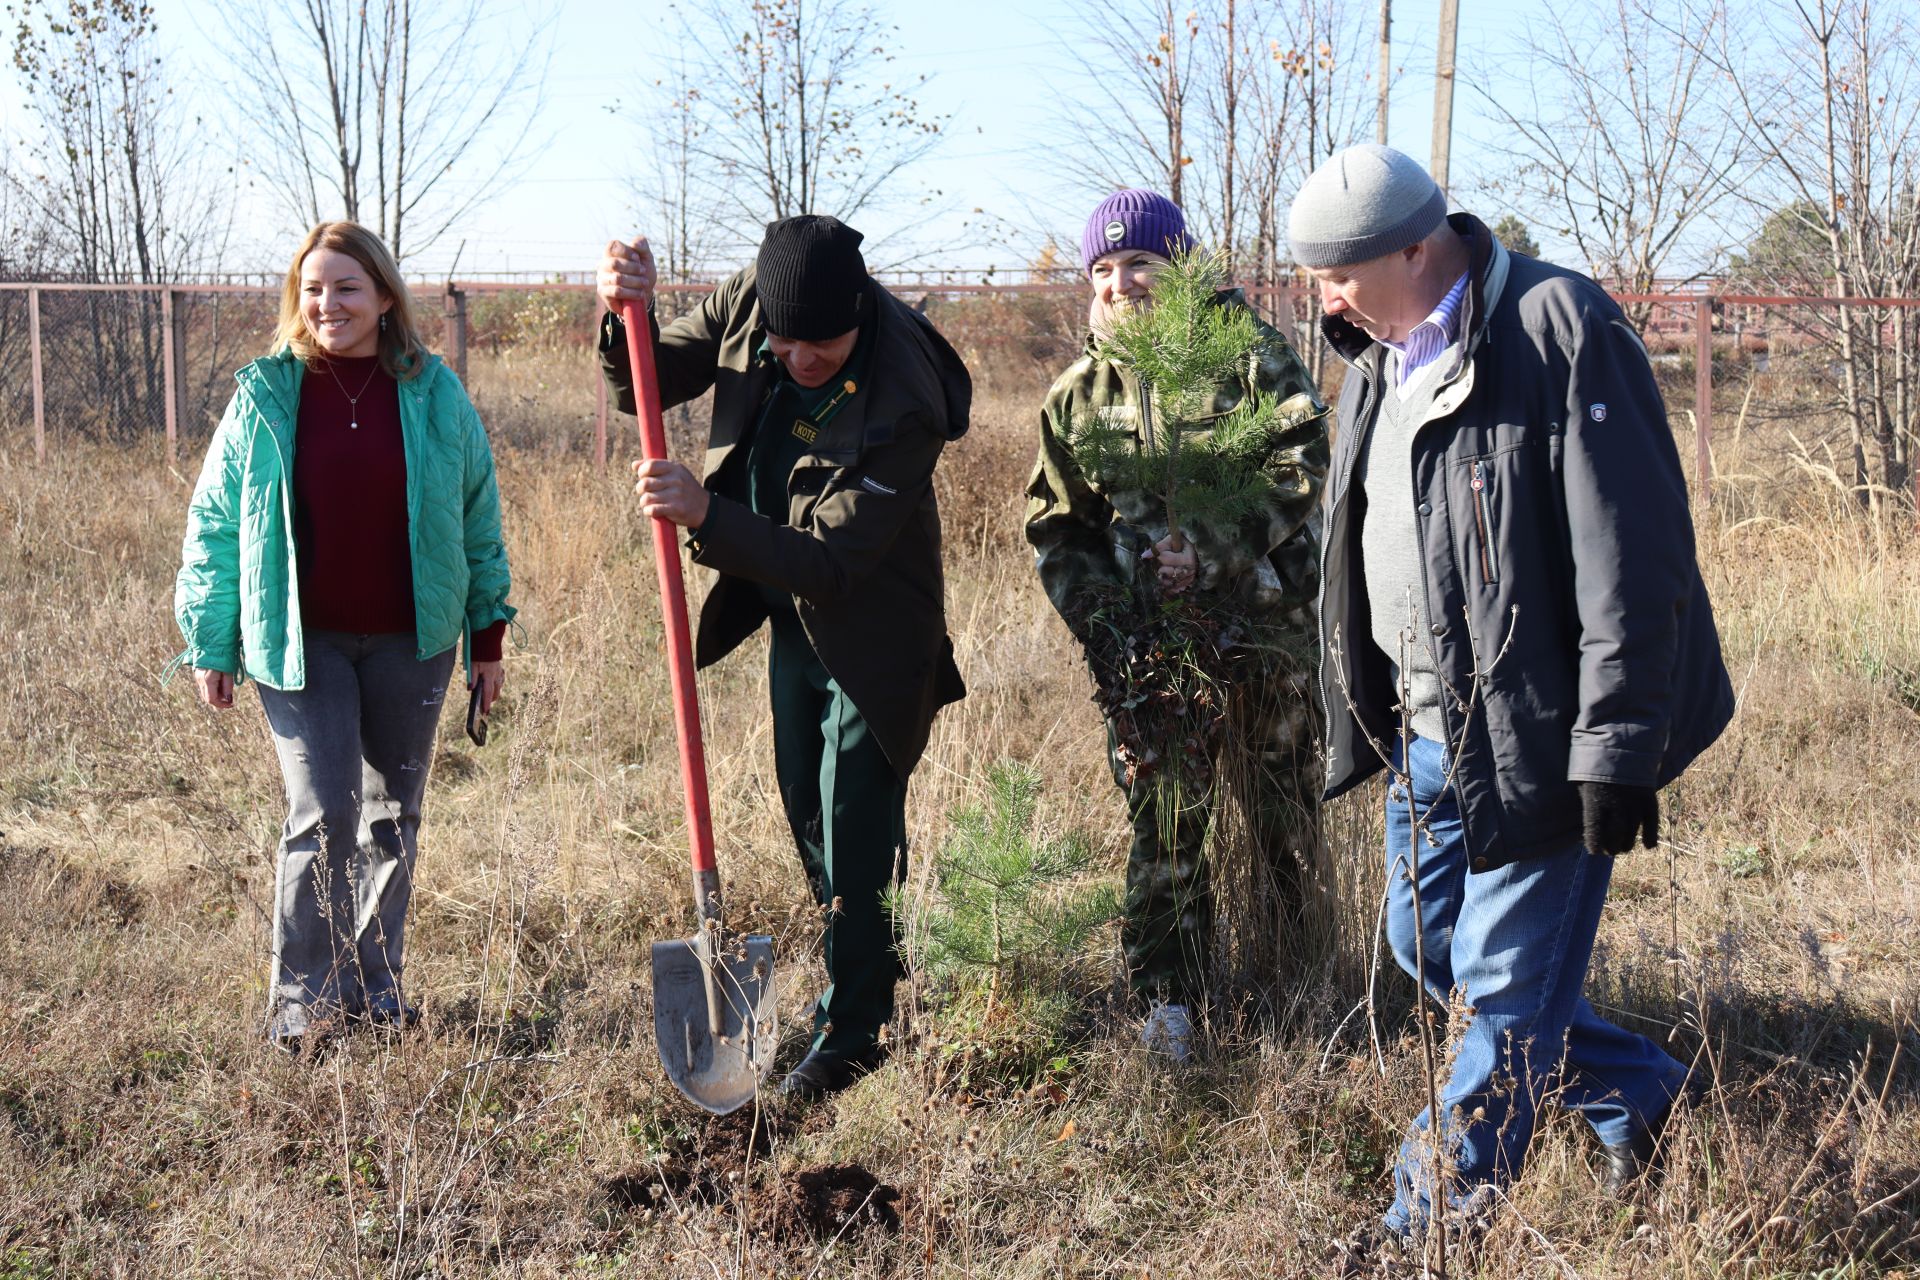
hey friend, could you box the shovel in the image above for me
[621,297,777,1115]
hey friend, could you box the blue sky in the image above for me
[4,0,1542,276]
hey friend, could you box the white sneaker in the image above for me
[1141,1002,1195,1064]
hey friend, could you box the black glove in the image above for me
[1579,782,1660,856]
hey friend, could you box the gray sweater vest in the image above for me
[1356,350,1457,744]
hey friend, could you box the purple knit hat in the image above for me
[1080,189,1194,274]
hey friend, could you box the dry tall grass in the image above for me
[0,348,1916,1277]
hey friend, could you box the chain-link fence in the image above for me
[3,279,1916,514]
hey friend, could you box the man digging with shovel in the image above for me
[597,215,971,1102]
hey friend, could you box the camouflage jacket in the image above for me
[1024,291,1331,638]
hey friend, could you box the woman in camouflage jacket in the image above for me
[1023,191,1331,1057]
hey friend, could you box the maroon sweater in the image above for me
[294,355,504,661]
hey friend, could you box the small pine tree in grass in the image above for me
[892,761,1118,1082]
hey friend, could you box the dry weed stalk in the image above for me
[372,657,579,1272]
[1326,590,1520,1274]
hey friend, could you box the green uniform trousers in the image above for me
[768,616,909,1056]
[1112,667,1319,1007]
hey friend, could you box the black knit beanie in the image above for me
[755,215,869,340]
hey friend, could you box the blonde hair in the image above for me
[274,221,428,380]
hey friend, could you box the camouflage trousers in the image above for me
[1110,665,1321,1007]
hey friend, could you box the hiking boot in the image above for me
[1140,1002,1195,1064]
[778,1045,884,1101]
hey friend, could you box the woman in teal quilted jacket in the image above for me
[175,221,515,1051]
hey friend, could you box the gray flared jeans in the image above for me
[256,631,456,1021]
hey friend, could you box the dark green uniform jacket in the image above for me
[600,266,971,778]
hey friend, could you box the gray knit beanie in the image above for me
[1288,144,1448,269]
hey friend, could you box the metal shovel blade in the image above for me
[650,933,778,1115]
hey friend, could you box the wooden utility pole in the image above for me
[1431,0,1460,194]
[1377,0,1392,145]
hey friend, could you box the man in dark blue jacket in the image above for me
[1290,145,1734,1265]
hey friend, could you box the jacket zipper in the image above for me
[1470,459,1498,585]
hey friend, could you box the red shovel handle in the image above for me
[620,300,717,881]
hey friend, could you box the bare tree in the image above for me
[214,0,549,262]
[1715,0,1920,510]
[1472,0,1749,331]
[7,0,231,436]
[1280,0,1383,187]
[1046,3,1199,214]
[0,138,62,424]
[1193,0,1259,274]
[8,0,223,284]
[0,139,61,281]
[662,0,947,257]
[1054,0,1383,309]
[627,56,721,285]
[1241,25,1302,292]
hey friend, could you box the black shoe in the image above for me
[359,990,422,1032]
[778,1046,884,1101]
[266,1003,338,1056]
[1602,1099,1676,1195]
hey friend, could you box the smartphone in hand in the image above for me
[465,681,489,747]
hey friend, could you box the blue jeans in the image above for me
[1381,735,1688,1234]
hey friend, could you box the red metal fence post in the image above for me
[1694,298,1713,502]
[161,288,179,466]
[28,287,45,463]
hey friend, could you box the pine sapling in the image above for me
[1055,247,1317,793]
[1064,247,1305,549]
[892,761,1117,1069]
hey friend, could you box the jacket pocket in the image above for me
[1470,459,1499,586]
[786,463,833,526]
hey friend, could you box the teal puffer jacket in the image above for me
[174,348,515,689]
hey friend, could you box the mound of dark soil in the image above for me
[601,1104,800,1213]
[762,1162,903,1239]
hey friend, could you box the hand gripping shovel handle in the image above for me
[620,300,723,937]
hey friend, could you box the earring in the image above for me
[380,313,388,333]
